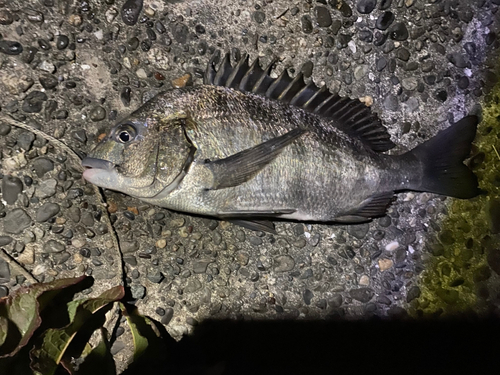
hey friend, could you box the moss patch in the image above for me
[409,67,500,317]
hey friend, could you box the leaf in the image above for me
[120,303,150,361]
[30,286,124,375]
[0,276,88,358]
[76,328,116,375]
[0,316,8,346]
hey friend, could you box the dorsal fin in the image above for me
[205,52,395,152]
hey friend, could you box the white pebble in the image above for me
[385,241,399,251]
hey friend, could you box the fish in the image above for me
[82,52,480,232]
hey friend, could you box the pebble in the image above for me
[35,179,57,199]
[301,15,313,34]
[389,22,409,41]
[0,40,23,55]
[18,245,35,265]
[406,286,421,303]
[376,11,394,30]
[353,65,369,80]
[0,9,14,25]
[383,95,399,111]
[303,289,313,305]
[379,258,393,271]
[121,0,143,26]
[120,87,131,107]
[0,123,11,136]
[350,287,375,303]
[130,284,146,299]
[356,0,377,14]
[385,241,399,251]
[89,106,106,121]
[171,74,192,88]
[36,203,60,222]
[253,11,266,24]
[147,269,164,283]
[447,52,468,68]
[359,275,370,286]
[376,57,387,71]
[184,279,202,293]
[193,261,211,274]
[136,68,147,79]
[38,61,56,74]
[156,239,167,249]
[346,223,369,239]
[315,6,332,27]
[23,91,48,113]
[4,209,32,234]
[0,236,13,246]
[172,23,188,44]
[57,35,70,50]
[43,239,66,253]
[2,176,23,205]
[402,77,418,91]
[273,255,295,272]
[121,240,139,253]
[39,74,58,90]
[161,308,174,325]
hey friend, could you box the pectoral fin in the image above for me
[206,128,306,189]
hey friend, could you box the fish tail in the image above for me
[407,115,480,199]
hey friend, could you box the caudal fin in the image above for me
[409,115,480,199]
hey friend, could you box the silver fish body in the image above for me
[82,55,479,226]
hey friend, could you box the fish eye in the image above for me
[113,123,137,144]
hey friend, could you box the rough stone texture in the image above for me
[0,1,498,370]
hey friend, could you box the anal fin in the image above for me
[334,192,394,223]
[228,219,277,234]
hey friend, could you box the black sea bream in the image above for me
[82,53,479,232]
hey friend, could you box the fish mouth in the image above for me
[82,157,115,171]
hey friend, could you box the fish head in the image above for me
[82,95,194,199]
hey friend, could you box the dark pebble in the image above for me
[57,35,69,50]
[0,285,8,298]
[356,0,377,14]
[301,15,313,34]
[195,24,205,34]
[32,157,54,177]
[301,61,314,78]
[253,11,266,24]
[2,176,23,205]
[379,0,392,9]
[447,52,467,68]
[146,28,156,41]
[39,74,58,90]
[140,40,151,52]
[4,209,31,234]
[338,1,352,17]
[0,123,11,136]
[126,37,139,51]
[0,236,13,246]
[337,34,351,49]
[376,56,387,71]
[121,0,143,26]
[350,287,375,303]
[347,223,369,240]
[359,29,373,43]
[161,308,174,325]
[389,22,409,41]
[376,11,394,30]
[457,76,469,89]
[23,91,47,113]
[488,199,500,234]
[17,132,35,151]
[89,106,106,121]
[73,129,87,143]
[315,6,332,27]
[396,48,410,61]
[0,259,10,283]
[172,23,189,44]
[434,89,448,102]
[0,9,14,25]
[303,289,313,305]
[37,39,51,50]
[120,87,131,107]
[0,40,23,55]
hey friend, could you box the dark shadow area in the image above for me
[123,316,500,375]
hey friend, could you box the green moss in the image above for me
[409,65,500,317]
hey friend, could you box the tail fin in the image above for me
[408,115,480,199]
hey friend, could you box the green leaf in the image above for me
[0,316,8,346]
[30,286,124,375]
[76,328,116,375]
[120,303,150,361]
[0,276,88,358]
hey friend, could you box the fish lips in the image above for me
[82,157,118,188]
